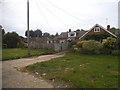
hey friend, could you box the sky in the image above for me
[0,0,119,37]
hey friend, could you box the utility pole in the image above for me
[27,0,30,56]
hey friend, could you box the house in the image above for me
[54,29,87,43]
[54,24,117,44]
[79,24,117,40]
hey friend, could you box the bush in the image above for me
[81,40,103,54]
[17,42,27,48]
[76,41,88,48]
[3,32,20,48]
[94,50,101,55]
[79,48,94,54]
[102,37,117,49]
[68,40,77,48]
[100,48,112,55]
[111,50,120,56]
[83,40,103,51]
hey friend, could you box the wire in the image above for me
[2,0,25,13]
[46,0,83,22]
[34,0,53,31]
[37,0,68,27]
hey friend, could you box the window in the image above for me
[68,32,76,37]
[94,26,100,32]
[70,33,75,36]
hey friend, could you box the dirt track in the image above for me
[2,52,65,88]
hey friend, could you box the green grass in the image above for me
[25,53,118,88]
[2,48,54,60]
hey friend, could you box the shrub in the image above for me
[17,42,27,48]
[68,40,77,48]
[111,50,120,56]
[100,48,112,55]
[82,40,103,54]
[76,41,88,48]
[102,37,117,49]
[3,32,20,48]
[94,50,101,55]
[83,40,103,51]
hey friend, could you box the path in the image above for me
[2,52,65,88]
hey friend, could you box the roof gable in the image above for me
[79,24,117,40]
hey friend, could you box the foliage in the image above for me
[55,32,59,36]
[43,32,50,37]
[68,40,77,48]
[110,27,120,36]
[3,32,20,48]
[49,34,55,39]
[76,41,88,48]
[25,53,118,88]
[0,25,5,36]
[111,50,120,56]
[102,37,117,49]
[34,29,42,37]
[84,33,111,41]
[25,29,42,37]
[81,40,103,54]
[117,32,120,49]
[17,42,27,48]
[100,48,112,55]
[82,40,103,52]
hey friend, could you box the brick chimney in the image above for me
[69,29,71,32]
[107,25,110,31]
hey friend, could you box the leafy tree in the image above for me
[34,29,42,37]
[25,30,34,38]
[55,32,59,36]
[3,32,20,48]
[29,30,34,37]
[0,25,5,36]
[110,27,119,35]
[25,29,42,37]
[76,29,80,31]
[43,32,50,37]
[49,34,55,39]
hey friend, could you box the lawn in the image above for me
[25,53,118,88]
[2,48,54,60]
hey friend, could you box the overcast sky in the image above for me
[0,0,119,37]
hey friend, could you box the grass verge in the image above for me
[2,48,54,60]
[24,53,118,88]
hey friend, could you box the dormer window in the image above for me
[68,31,76,37]
[94,26,100,32]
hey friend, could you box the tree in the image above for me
[110,27,119,35]
[0,25,5,36]
[43,32,50,37]
[49,34,55,39]
[3,32,20,48]
[34,29,42,37]
[25,30,34,38]
[55,32,59,36]
[25,29,42,37]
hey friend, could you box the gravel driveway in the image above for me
[2,52,65,88]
